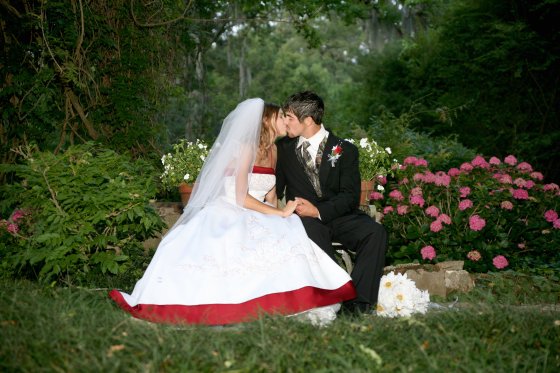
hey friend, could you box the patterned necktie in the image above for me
[299,140,322,197]
[301,141,315,169]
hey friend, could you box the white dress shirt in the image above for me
[297,125,329,220]
[297,124,329,163]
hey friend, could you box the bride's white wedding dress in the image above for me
[109,166,356,326]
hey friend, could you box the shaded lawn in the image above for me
[1,272,559,372]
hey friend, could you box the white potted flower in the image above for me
[160,139,209,205]
[346,137,399,206]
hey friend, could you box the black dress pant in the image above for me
[300,212,387,305]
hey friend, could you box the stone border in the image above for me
[384,261,475,297]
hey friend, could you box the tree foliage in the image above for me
[1,1,179,165]
[352,0,560,181]
[2,0,558,179]
[1,0,374,172]
[0,143,165,285]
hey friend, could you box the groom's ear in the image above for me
[303,116,317,127]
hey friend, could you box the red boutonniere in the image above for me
[328,143,343,167]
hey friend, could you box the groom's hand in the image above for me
[294,197,320,218]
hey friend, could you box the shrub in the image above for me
[346,137,397,181]
[370,154,560,274]
[0,143,166,285]
[160,139,210,191]
[367,109,476,172]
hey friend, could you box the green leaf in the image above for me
[35,233,61,243]
[405,225,420,240]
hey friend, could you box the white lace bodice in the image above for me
[248,173,275,201]
[223,167,276,203]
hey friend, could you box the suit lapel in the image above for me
[319,134,338,190]
[290,138,304,167]
[285,137,325,196]
[288,138,310,179]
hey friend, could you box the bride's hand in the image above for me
[281,199,298,217]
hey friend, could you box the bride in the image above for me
[109,98,356,325]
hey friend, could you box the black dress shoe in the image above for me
[341,301,372,315]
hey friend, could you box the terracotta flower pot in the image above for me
[360,180,374,206]
[178,183,194,207]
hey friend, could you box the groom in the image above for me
[275,91,387,314]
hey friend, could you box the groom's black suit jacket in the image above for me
[276,131,388,305]
[275,132,363,224]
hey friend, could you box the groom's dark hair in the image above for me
[283,91,324,125]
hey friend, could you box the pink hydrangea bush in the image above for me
[0,209,28,236]
[0,209,31,260]
[370,154,560,273]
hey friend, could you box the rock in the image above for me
[445,270,475,293]
[142,202,182,251]
[383,263,425,274]
[383,261,475,297]
[435,261,464,271]
[406,269,447,297]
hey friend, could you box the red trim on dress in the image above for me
[224,166,274,176]
[109,282,356,325]
[252,166,275,174]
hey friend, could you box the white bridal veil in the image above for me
[164,98,265,237]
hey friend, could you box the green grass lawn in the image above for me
[1,272,559,372]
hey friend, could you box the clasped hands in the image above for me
[282,197,319,218]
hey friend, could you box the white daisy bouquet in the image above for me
[376,272,430,318]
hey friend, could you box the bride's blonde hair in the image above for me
[258,103,280,161]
